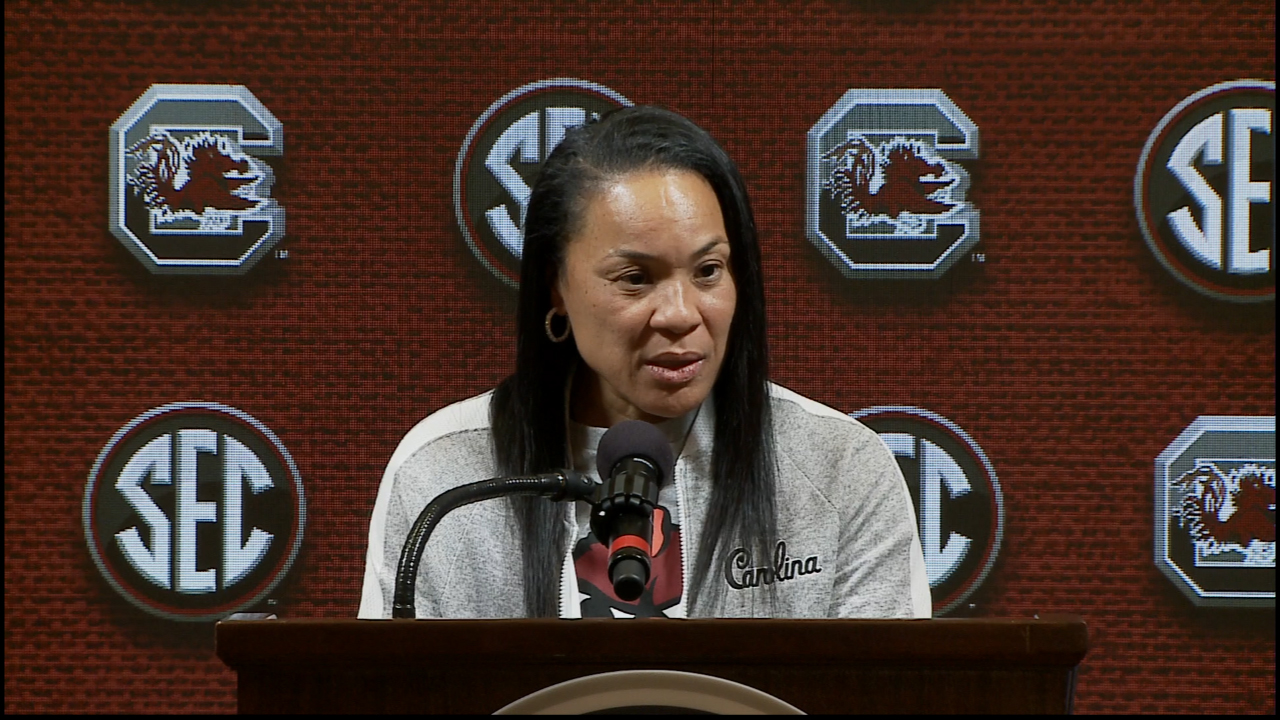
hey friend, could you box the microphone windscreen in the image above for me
[596,419,675,484]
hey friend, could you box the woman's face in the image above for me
[553,169,737,427]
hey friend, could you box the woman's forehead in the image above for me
[569,170,727,257]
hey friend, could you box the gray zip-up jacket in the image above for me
[359,383,931,619]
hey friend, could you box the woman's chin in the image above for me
[635,386,711,422]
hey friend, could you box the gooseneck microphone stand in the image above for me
[391,471,598,619]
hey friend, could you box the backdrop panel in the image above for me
[5,0,1274,713]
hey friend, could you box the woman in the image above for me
[359,106,930,619]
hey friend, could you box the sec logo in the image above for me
[108,85,285,275]
[807,89,980,279]
[82,403,305,621]
[1154,416,1275,608]
[853,406,1003,615]
[454,79,632,286]
[1135,80,1274,302]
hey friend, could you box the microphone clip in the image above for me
[590,456,661,602]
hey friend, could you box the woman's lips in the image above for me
[645,356,705,384]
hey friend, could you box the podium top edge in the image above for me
[217,615,1086,626]
[215,616,1089,669]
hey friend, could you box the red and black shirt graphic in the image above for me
[573,504,683,617]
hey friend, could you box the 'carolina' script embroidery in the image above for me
[724,540,822,590]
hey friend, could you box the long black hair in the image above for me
[490,105,776,617]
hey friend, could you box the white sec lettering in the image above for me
[222,436,274,588]
[1227,108,1271,274]
[1167,112,1225,269]
[484,111,540,256]
[920,439,972,586]
[114,434,173,590]
[882,433,974,587]
[175,428,218,594]
[544,106,586,156]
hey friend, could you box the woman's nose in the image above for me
[650,279,700,334]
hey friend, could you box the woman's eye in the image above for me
[620,271,647,286]
[697,263,723,280]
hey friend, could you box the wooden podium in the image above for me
[216,616,1087,714]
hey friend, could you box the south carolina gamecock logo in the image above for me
[1173,462,1276,567]
[1155,416,1275,607]
[109,85,285,275]
[807,89,980,279]
[127,131,265,224]
[823,136,963,236]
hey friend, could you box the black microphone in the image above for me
[592,420,675,602]
[392,470,597,619]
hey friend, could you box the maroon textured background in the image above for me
[4,0,1275,713]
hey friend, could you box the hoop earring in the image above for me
[544,308,571,343]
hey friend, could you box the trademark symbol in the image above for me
[971,252,985,263]
[276,249,289,260]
